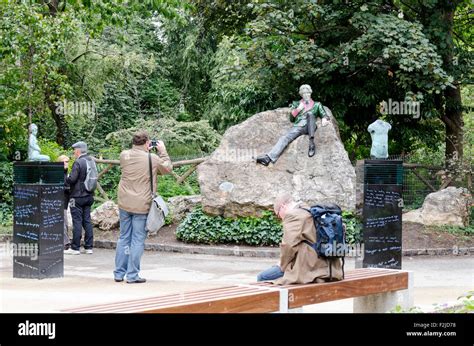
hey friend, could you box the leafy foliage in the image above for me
[204,0,469,162]
[158,165,200,199]
[176,206,283,246]
[0,162,14,226]
[0,2,79,151]
[1,0,472,234]
[177,206,364,246]
[342,211,364,245]
[37,139,68,163]
[106,118,221,158]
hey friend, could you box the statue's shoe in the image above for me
[308,144,316,157]
[256,155,272,166]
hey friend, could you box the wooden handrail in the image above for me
[90,156,209,200]
[93,156,208,168]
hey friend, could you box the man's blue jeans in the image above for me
[257,265,284,282]
[114,209,148,281]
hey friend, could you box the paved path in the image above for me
[0,245,472,313]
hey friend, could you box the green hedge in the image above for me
[176,206,364,247]
[176,206,283,246]
[0,161,13,226]
[343,211,364,244]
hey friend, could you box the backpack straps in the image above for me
[300,207,316,249]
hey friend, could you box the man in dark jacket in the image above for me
[64,141,94,255]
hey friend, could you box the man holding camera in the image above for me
[113,132,172,283]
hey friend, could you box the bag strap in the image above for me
[148,153,155,199]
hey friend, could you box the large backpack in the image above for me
[302,204,347,280]
[83,157,98,193]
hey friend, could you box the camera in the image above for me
[150,139,158,147]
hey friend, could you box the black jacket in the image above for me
[64,169,71,209]
[66,154,94,198]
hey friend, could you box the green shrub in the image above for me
[0,203,13,227]
[37,139,68,162]
[105,118,221,158]
[97,165,121,202]
[158,166,200,200]
[343,211,363,244]
[176,206,283,246]
[0,161,13,226]
[177,207,363,246]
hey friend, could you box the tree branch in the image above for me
[399,0,420,14]
[70,50,107,63]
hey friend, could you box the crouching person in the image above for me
[113,132,172,283]
[257,194,343,284]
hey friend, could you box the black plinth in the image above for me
[362,160,403,269]
[13,162,64,279]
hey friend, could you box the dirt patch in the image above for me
[94,221,473,250]
[93,224,180,245]
[403,222,473,249]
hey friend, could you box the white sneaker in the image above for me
[84,249,93,254]
[64,249,80,255]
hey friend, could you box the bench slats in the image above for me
[288,270,408,308]
[63,286,280,313]
[61,269,409,313]
[140,291,280,313]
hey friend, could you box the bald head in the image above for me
[273,193,294,218]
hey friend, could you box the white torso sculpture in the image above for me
[367,119,392,159]
[28,124,50,161]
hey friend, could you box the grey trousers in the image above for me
[267,113,317,162]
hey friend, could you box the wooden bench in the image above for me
[61,268,413,313]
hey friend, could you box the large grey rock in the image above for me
[403,187,472,227]
[197,107,356,217]
[90,201,120,231]
[168,195,202,223]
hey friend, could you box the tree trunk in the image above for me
[47,97,69,147]
[441,6,464,168]
[45,0,59,16]
[442,87,464,165]
[45,0,69,147]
